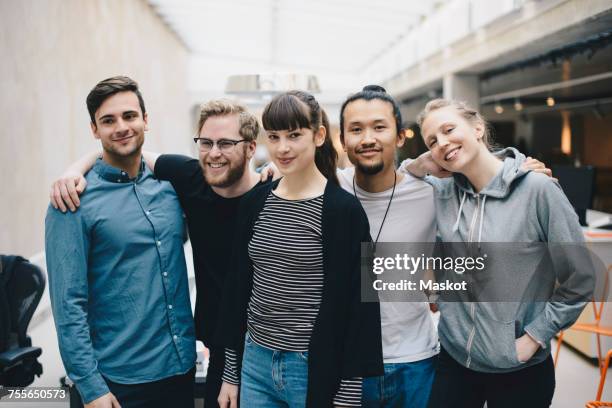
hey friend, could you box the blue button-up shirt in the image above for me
[45,158,195,403]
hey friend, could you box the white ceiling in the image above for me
[149,0,446,73]
[148,0,448,96]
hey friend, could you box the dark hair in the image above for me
[262,90,338,184]
[86,76,146,126]
[339,85,403,142]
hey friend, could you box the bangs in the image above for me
[262,94,311,131]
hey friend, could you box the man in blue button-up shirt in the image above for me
[45,76,196,408]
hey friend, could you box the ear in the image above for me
[143,112,149,132]
[90,121,100,140]
[246,140,257,159]
[314,125,326,147]
[396,128,406,148]
[339,132,347,152]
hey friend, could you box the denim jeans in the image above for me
[362,356,436,408]
[240,333,309,407]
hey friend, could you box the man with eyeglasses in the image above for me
[50,99,263,408]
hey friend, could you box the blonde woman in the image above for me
[405,99,593,408]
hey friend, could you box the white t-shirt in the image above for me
[337,167,440,363]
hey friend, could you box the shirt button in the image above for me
[168,304,173,310]
[146,210,151,215]
[173,335,178,340]
[156,241,162,246]
[163,272,168,277]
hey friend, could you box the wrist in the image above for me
[524,331,543,349]
[65,167,84,176]
[407,156,427,178]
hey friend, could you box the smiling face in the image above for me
[198,114,255,188]
[341,99,405,175]
[421,105,486,173]
[91,91,147,160]
[265,126,325,177]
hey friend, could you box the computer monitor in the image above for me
[551,165,596,226]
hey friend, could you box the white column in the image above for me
[443,73,480,109]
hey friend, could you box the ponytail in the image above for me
[315,109,338,185]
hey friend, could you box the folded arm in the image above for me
[398,151,552,179]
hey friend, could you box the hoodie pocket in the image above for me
[471,317,520,370]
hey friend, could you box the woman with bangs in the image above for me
[217,90,383,408]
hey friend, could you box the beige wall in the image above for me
[0,0,193,257]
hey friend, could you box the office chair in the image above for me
[555,265,612,372]
[585,349,612,407]
[0,255,45,386]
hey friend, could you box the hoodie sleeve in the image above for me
[524,176,595,347]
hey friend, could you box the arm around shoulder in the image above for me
[142,150,161,172]
[398,151,452,179]
[153,153,203,198]
[50,151,100,212]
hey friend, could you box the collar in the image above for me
[93,157,147,183]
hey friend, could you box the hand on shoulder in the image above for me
[50,172,88,213]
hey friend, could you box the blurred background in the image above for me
[1,0,611,406]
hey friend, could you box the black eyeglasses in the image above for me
[193,138,249,152]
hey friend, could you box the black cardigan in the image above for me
[217,179,384,407]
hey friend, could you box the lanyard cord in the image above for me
[352,171,396,254]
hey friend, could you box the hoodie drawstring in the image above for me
[477,195,487,246]
[453,191,467,232]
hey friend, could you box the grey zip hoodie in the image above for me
[419,147,594,373]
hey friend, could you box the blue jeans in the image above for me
[363,356,437,408]
[240,333,309,407]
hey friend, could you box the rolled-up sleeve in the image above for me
[45,206,109,403]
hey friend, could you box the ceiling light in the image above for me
[225,73,320,97]
[514,99,523,111]
[546,96,555,107]
[494,103,504,114]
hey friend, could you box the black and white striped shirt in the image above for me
[223,192,362,406]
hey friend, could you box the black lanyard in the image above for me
[352,171,396,254]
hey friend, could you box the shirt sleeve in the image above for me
[154,154,203,198]
[398,158,446,191]
[222,348,240,385]
[45,206,109,404]
[333,377,363,406]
